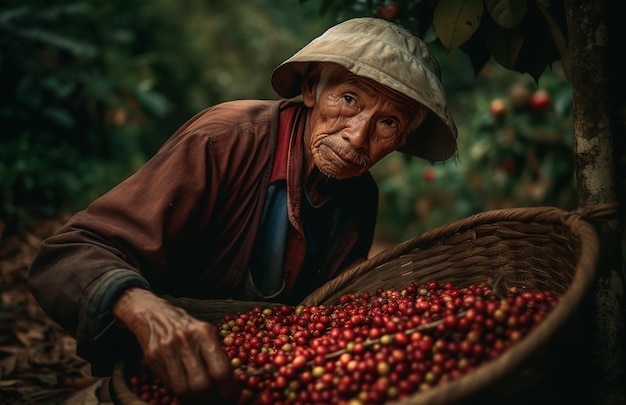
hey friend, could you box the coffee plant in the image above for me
[371,64,575,243]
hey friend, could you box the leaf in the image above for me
[16,28,96,58]
[1,353,17,378]
[36,3,92,24]
[0,6,30,24]
[319,0,338,15]
[459,17,493,76]
[486,0,527,29]
[0,379,21,388]
[133,88,170,119]
[15,328,46,347]
[487,25,524,70]
[28,343,62,366]
[433,0,484,49]
[42,108,76,129]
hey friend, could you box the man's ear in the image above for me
[301,63,321,107]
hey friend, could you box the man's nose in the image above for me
[343,115,374,148]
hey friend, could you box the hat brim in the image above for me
[272,61,457,162]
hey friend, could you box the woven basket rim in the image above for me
[300,205,600,306]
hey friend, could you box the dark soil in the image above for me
[0,217,112,405]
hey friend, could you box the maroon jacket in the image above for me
[28,99,378,374]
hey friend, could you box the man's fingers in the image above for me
[137,314,239,402]
[180,342,212,393]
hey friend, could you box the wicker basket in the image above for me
[110,204,614,405]
[299,204,609,404]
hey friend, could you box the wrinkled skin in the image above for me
[113,288,240,404]
[111,64,420,403]
[301,64,418,195]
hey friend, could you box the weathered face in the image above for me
[303,66,416,180]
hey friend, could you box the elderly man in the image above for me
[28,17,457,403]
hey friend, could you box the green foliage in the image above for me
[0,2,161,229]
[371,62,575,242]
[305,0,567,81]
[0,0,331,232]
[0,134,137,222]
[434,0,484,49]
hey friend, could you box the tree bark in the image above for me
[566,0,626,403]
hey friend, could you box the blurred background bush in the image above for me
[1,0,576,246]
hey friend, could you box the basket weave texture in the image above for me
[111,204,615,405]
[299,204,606,404]
[301,205,602,306]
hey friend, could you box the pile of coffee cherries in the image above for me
[127,279,559,405]
[127,371,181,405]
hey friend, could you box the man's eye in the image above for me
[343,95,356,104]
[382,119,398,128]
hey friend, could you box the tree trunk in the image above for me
[566,0,626,403]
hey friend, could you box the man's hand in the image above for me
[113,287,240,404]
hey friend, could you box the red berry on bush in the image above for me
[489,98,507,118]
[423,167,436,182]
[376,2,399,20]
[529,90,552,111]
[501,157,516,174]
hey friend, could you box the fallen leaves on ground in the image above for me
[0,217,112,405]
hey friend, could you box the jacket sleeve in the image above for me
[27,110,221,375]
[76,269,150,375]
[27,100,279,375]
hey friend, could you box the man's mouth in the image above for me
[320,144,364,169]
[326,146,347,168]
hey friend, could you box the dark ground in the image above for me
[0,216,113,405]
